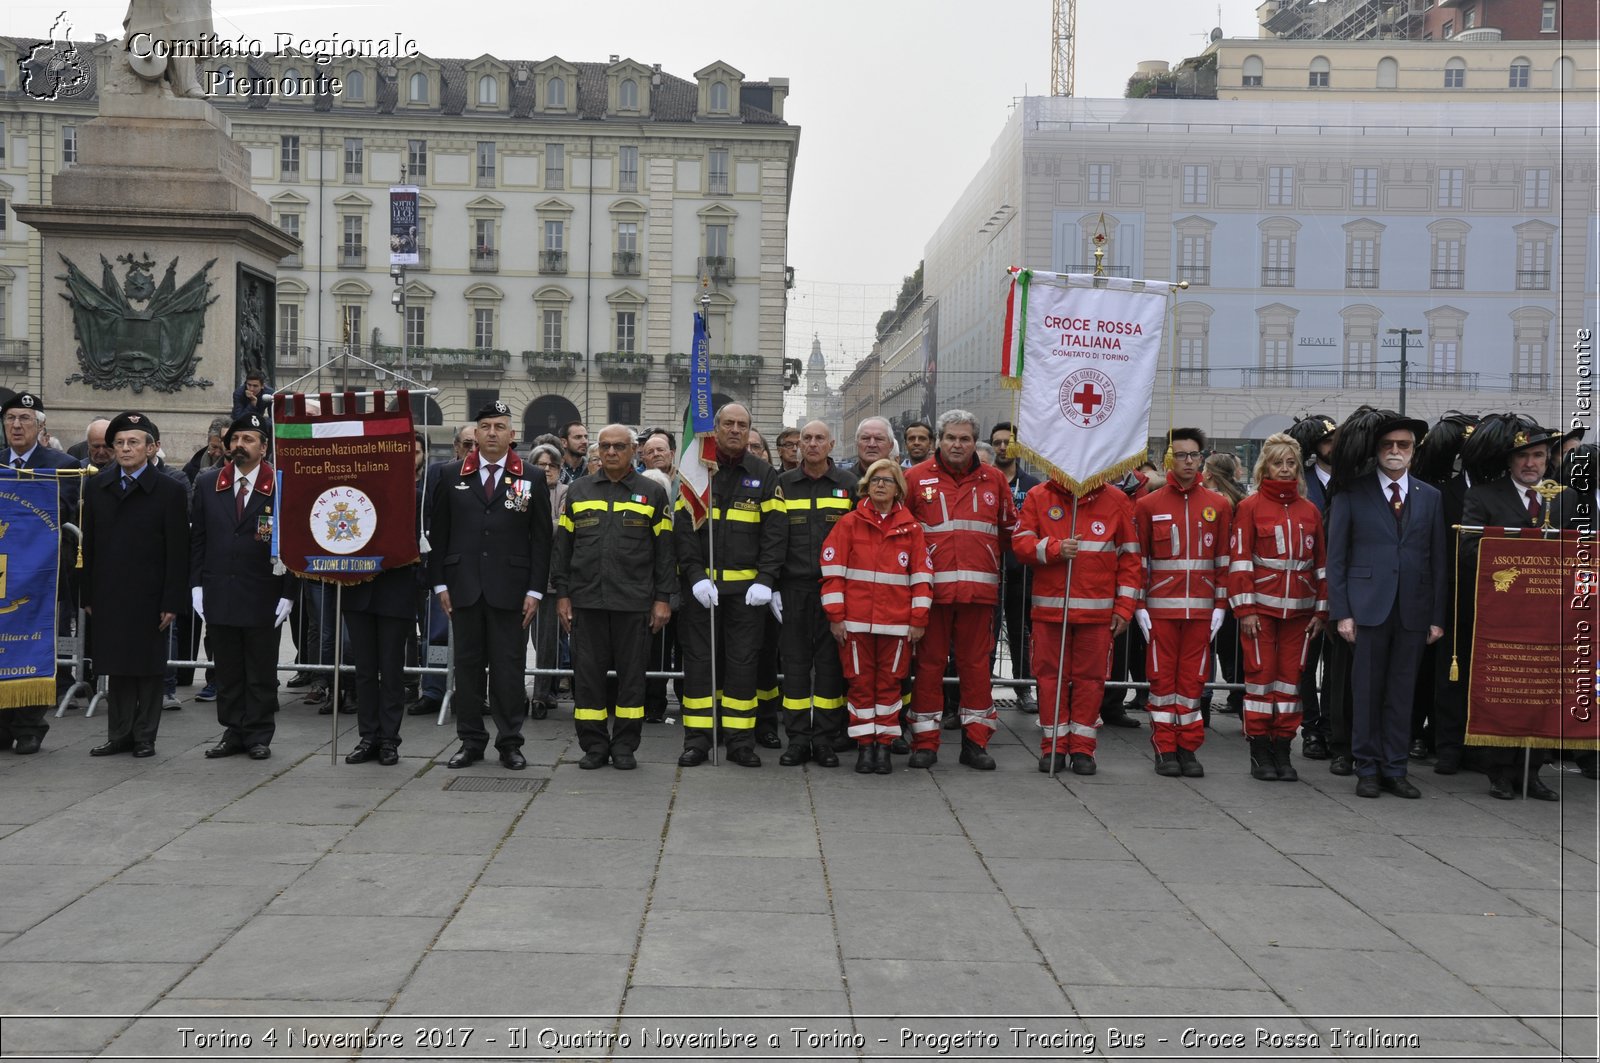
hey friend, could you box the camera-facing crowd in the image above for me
[2,387,1591,802]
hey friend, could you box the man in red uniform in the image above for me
[1014,478,1142,774]
[904,410,1017,770]
[1132,429,1233,778]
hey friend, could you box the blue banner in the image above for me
[690,311,714,435]
[0,475,61,707]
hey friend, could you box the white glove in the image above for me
[191,586,205,620]
[274,597,293,628]
[1134,608,1152,639]
[691,578,719,609]
[769,591,784,623]
[1210,608,1226,638]
[744,583,773,609]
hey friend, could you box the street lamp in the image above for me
[1387,326,1421,415]
[391,263,407,381]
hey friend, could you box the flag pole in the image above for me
[1049,494,1080,779]
[700,285,720,767]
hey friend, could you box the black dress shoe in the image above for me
[1329,754,1354,776]
[1176,748,1204,778]
[678,747,708,767]
[779,743,811,766]
[446,747,484,769]
[811,745,839,768]
[406,697,441,717]
[345,741,378,764]
[889,736,910,755]
[1155,752,1182,777]
[286,671,317,688]
[1101,708,1142,729]
[1433,749,1462,775]
[1379,775,1420,799]
[500,748,528,770]
[1488,777,1515,800]
[907,748,937,769]
[12,735,41,755]
[90,739,133,756]
[377,745,400,766]
[1070,752,1097,776]
[832,734,857,753]
[958,739,996,771]
[1039,752,1067,774]
[578,749,609,770]
[725,745,762,768]
[1355,776,1381,798]
[611,751,637,770]
[1301,734,1330,760]
[1408,739,1431,760]
[205,741,245,759]
[855,745,875,775]
[317,701,334,716]
[754,730,783,749]
[131,743,156,758]
[528,698,549,721]
[1525,777,1559,802]
[873,744,893,774]
[247,745,272,760]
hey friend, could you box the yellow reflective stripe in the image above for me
[573,707,608,721]
[653,518,673,535]
[721,695,758,711]
[757,687,779,701]
[816,497,852,509]
[722,715,756,729]
[812,694,847,709]
[760,498,784,513]
[558,514,575,531]
[681,695,714,710]
[614,501,653,517]
[785,498,812,511]
[706,568,758,581]
[682,714,715,729]
[614,705,645,719]
[571,500,608,513]
[781,696,812,710]
[715,507,761,523]
[675,497,689,511]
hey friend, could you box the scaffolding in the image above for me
[1260,0,1427,40]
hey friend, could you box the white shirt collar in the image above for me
[1378,470,1409,501]
[8,445,37,466]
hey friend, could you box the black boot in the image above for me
[1154,751,1181,777]
[1271,737,1298,782]
[873,743,893,775]
[1249,737,1278,781]
[855,744,875,775]
[1176,747,1204,778]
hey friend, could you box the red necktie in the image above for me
[483,463,499,500]
[1526,488,1541,524]
[1389,482,1402,523]
[236,479,248,520]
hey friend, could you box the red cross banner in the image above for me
[273,390,419,584]
[1003,269,1170,496]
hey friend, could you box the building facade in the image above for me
[0,39,798,446]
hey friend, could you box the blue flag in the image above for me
[689,311,714,436]
[0,475,61,708]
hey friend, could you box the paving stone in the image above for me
[1291,853,1538,916]
[1024,909,1267,991]
[630,908,840,990]
[0,884,276,963]
[1170,883,1411,952]
[1492,987,1599,1058]
[988,856,1177,911]
[821,833,994,893]
[956,812,1137,861]
[834,889,1035,963]
[267,853,487,917]
[649,854,829,914]
[334,810,520,855]
[1375,912,1596,991]
[1232,944,1505,1014]
[434,885,644,955]
[391,950,627,1016]
[661,809,819,859]
[112,858,309,888]
[0,1016,128,1058]
[1403,835,1596,891]
[150,821,350,865]
[842,958,1070,1013]
[167,914,444,1000]
[1500,888,1599,943]
[210,784,382,825]
[621,985,850,1017]
[0,810,199,866]
[1111,825,1320,886]
[508,793,669,841]
[0,863,123,932]
[480,837,661,889]
[0,960,189,1013]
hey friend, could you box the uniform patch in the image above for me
[1203,532,1215,548]
[983,491,996,506]
[822,546,836,562]
[1090,520,1106,536]
[1047,505,1065,521]
[922,487,937,501]
[897,551,909,568]
[1304,535,1315,551]
[919,478,940,485]
[1202,507,1218,522]
[743,477,761,488]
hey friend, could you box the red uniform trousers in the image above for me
[1241,614,1313,740]
[1146,619,1211,754]
[910,603,997,750]
[841,634,911,746]
[1032,620,1111,756]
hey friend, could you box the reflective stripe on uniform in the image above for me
[1148,557,1216,571]
[924,518,998,535]
[1144,595,1215,611]
[1251,555,1313,571]
[1147,708,1203,726]
[710,507,761,523]
[705,568,758,581]
[573,707,609,721]
[722,694,758,711]
[906,710,942,733]
[813,693,847,710]
[570,500,608,513]
[1031,595,1115,610]
[1256,592,1317,611]
[842,620,913,636]
[931,569,1000,585]
[820,592,844,607]
[1035,539,1050,564]
[1074,540,1115,553]
[558,514,576,531]
[614,706,644,719]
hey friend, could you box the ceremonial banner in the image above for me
[1466,530,1600,749]
[0,476,61,707]
[389,186,419,267]
[677,311,717,528]
[1004,269,1168,496]
[273,390,419,583]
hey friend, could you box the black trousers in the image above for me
[450,600,527,752]
[777,583,844,746]
[0,705,50,743]
[756,614,780,735]
[643,614,682,718]
[1297,631,1326,739]
[346,610,409,747]
[210,623,279,748]
[573,608,649,755]
[105,675,162,745]
[994,565,1033,692]
[1320,632,1356,757]
[1351,613,1427,779]
[679,587,763,754]
[1102,623,1149,711]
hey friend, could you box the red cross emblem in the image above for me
[1058,369,1116,429]
[1072,384,1104,418]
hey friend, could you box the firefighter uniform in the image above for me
[676,451,786,757]
[1228,478,1328,780]
[1133,473,1233,759]
[904,454,1018,755]
[1014,482,1141,763]
[552,469,676,763]
[776,460,859,760]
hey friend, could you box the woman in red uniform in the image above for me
[1228,433,1328,782]
[820,459,932,775]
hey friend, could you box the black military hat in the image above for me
[1374,411,1430,449]
[474,398,512,421]
[1506,424,1564,455]
[106,411,159,443]
[1,392,43,416]
[1285,413,1337,459]
[225,412,268,444]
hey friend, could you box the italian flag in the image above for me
[276,416,413,439]
[677,407,718,530]
[999,266,1029,390]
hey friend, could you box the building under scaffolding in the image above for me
[1257,0,1427,40]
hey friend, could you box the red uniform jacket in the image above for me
[1228,479,1329,620]
[904,453,1017,606]
[1013,480,1141,624]
[1133,473,1233,620]
[820,499,934,636]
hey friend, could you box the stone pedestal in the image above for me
[14,75,297,455]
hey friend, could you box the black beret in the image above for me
[474,399,512,421]
[1,392,43,416]
[106,411,159,442]
[225,412,268,443]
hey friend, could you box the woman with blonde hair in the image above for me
[1227,433,1328,782]
[820,459,933,774]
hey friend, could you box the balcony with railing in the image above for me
[275,344,314,370]
[697,256,735,284]
[522,350,579,380]
[1178,266,1210,286]
[1511,372,1550,391]
[338,244,366,269]
[1516,270,1551,290]
[1346,268,1379,289]
[373,345,510,376]
[593,351,653,381]
[1430,270,1464,289]
[1239,367,1481,391]
[0,339,31,368]
[411,245,431,271]
[613,251,641,277]
[540,249,568,275]
[1261,267,1295,287]
[471,247,499,273]
[280,249,303,269]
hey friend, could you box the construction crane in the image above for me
[1051,0,1075,96]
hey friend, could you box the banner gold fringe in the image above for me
[1013,442,1145,499]
[0,678,57,710]
[1000,376,1022,391]
[1464,733,1600,751]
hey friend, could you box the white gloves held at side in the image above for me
[691,579,719,609]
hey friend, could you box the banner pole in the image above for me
[331,582,344,764]
[708,491,720,768]
[1049,494,1080,779]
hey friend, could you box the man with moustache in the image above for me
[191,413,293,760]
[901,420,933,468]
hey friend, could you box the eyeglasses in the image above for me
[3,414,37,426]
[533,460,556,469]
[867,476,898,486]
[596,441,630,452]
[1379,440,1415,452]
[1171,451,1204,462]
[778,441,799,449]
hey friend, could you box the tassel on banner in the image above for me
[0,678,57,710]
[1013,441,1146,499]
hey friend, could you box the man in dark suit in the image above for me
[429,400,551,770]
[83,412,189,758]
[2,392,82,754]
[1462,424,1565,800]
[191,413,292,760]
[1287,414,1338,762]
[1326,413,1446,799]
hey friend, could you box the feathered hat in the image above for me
[1285,413,1338,463]
[1413,410,1478,487]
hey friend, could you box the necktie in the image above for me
[236,478,249,520]
[1526,488,1541,525]
[10,457,21,470]
[1389,482,1402,523]
[121,474,134,494]
[483,463,500,500]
